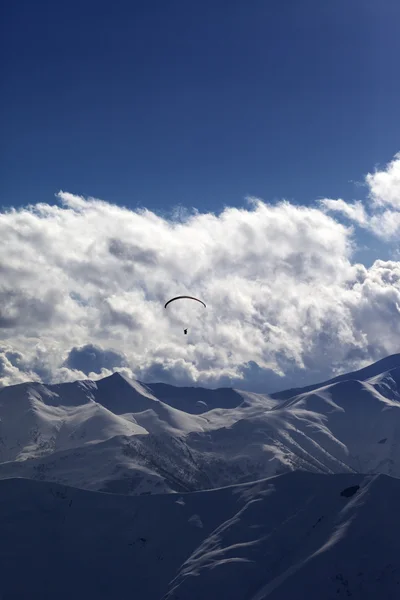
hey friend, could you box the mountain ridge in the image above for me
[271,353,400,400]
[1,353,400,494]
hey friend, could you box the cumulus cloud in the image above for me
[319,199,367,227]
[367,153,400,209]
[1,153,400,392]
[321,152,400,240]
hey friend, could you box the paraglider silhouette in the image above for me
[164,296,206,335]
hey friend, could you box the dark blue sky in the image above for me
[1,0,399,214]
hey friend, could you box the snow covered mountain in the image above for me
[2,355,400,599]
[1,354,400,494]
[1,472,399,600]
[271,352,400,400]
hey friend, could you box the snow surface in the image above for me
[1,472,399,599]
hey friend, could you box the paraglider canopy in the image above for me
[164,295,206,334]
[164,295,206,309]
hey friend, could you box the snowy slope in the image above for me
[1,355,400,493]
[145,381,246,414]
[0,378,146,462]
[272,369,400,476]
[1,472,399,600]
[271,353,400,400]
[165,472,400,600]
[0,374,212,494]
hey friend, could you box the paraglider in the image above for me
[164,296,206,334]
[164,296,206,309]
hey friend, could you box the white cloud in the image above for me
[1,156,400,392]
[319,199,367,227]
[367,152,400,209]
[320,152,400,240]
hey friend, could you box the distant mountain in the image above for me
[271,353,400,400]
[1,472,399,600]
[1,354,400,494]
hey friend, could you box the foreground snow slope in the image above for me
[1,472,399,600]
[1,354,400,493]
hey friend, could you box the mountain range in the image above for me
[1,354,400,598]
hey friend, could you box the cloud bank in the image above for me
[1,153,400,391]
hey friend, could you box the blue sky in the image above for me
[1,0,400,391]
[2,0,399,215]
